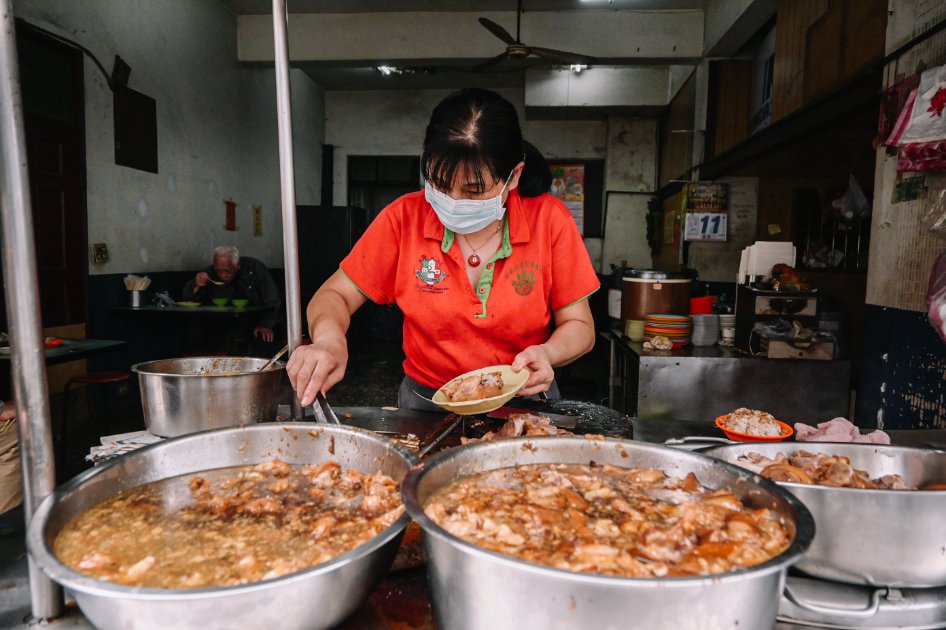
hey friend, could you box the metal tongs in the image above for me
[312,392,341,425]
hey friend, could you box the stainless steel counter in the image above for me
[4,411,943,630]
[609,331,852,424]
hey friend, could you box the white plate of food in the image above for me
[431,365,529,415]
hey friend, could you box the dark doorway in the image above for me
[0,24,88,331]
[344,156,419,343]
[348,155,420,220]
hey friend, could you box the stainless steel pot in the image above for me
[402,437,814,630]
[703,442,946,587]
[132,357,284,437]
[28,423,417,630]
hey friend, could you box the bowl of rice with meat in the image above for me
[716,408,793,442]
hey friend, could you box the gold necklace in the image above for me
[461,223,501,267]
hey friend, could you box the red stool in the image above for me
[59,371,131,469]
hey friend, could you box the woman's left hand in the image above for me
[512,345,554,396]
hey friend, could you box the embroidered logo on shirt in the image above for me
[512,269,537,296]
[415,256,448,285]
[506,260,541,296]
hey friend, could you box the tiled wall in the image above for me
[859,0,946,428]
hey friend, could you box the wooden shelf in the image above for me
[699,66,882,181]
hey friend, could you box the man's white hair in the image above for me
[213,245,240,265]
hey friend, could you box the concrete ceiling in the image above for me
[222,1,708,15]
[222,0,772,118]
[229,3,709,92]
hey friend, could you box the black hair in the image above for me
[518,139,552,197]
[421,88,551,198]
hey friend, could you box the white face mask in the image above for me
[424,170,514,234]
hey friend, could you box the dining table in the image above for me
[111,303,276,356]
[0,337,127,367]
[111,304,271,319]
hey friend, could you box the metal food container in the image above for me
[402,437,814,630]
[132,357,283,437]
[27,424,417,630]
[703,442,946,587]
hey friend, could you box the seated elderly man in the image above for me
[183,245,282,356]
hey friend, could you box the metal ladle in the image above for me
[259,343,289,371]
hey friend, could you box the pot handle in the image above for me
[783,583,884,618]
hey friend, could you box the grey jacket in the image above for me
[183,257,281,330]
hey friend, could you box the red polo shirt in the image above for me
[339,189,600,389]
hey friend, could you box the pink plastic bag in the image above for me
[928,250,946,343]
[888,64,946,173]
[899,139,946,173]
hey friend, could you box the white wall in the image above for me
[326,88,666,274]
[325,88,610,206]
[13,0,324,274]
[599,118,657,273]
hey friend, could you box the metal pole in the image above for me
[272,0,303,419]
[0,1,63,618]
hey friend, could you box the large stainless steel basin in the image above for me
[27,423,416,630]
[402,436,814,630]
[704,441,946,587]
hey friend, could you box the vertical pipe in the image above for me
[0,1,63,618]
[272,0,302,419]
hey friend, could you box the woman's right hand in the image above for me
[286,336,349,407]
[288,269,368,406]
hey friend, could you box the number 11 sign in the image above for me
[684,212,727,242]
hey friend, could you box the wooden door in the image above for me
[0,24,88,330]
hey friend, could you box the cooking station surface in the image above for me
[3,410,945,629]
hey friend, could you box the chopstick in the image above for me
[418,414,463,457]
[312,392,341,425]
[123,274,151,291]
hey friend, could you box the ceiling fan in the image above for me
[474,0,598,72]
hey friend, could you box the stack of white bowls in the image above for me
[719,314,736,344]
[690,314,720,346]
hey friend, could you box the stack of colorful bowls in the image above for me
[643,313,692,348]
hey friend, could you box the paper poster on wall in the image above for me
[253,204,263,236]
[686,177,758,281]
[549,164,584,233]
[224,198,237,231]
[684,212,728,241]
[663,208,677,245]
[685,182,730,211]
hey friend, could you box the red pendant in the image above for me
[468,253,481,267]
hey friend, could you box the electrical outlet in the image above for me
[91,243,109,264]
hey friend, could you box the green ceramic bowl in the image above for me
[231,298,249,309]
[211,297,229,307]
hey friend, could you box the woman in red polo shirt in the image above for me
[288,88,600,411]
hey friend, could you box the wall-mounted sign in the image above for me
[686,182,730,211]
[253,204,263,236]
[224,198,237,231]
[549,163,585,233]
[684,212,727,241]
